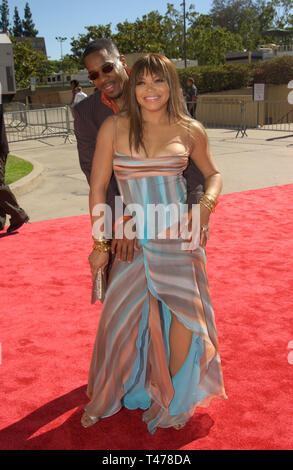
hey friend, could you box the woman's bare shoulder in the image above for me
[189,119,208,138]
[186,119,210,154]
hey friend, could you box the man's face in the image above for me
[84,49,128,99]
[187,80,193,87]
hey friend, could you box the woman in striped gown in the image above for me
[81,53,227,434]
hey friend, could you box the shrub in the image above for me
[177,56,293,93]
[252,56,293,85]
[178,63,254,93]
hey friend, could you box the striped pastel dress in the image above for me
[84,148,227,434]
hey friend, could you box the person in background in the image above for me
[70,80,80,105]
[0,105,30,233]
[73,86,88,106]
[186,77,198,118]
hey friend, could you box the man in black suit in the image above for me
[72,39,205,265]
[0,104,30,233]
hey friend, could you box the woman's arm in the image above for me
[89,116,115,238]
[189,120,222,198]
[188,121,223,249]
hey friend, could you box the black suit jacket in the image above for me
[72,90,205,227]
[0,104,9,157]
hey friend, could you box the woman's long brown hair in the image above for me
[123,53,192,157]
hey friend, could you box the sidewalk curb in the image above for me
[9,155,45,198]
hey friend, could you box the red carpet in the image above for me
[0,183,293,450]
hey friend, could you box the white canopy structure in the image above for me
[0,32,16,102]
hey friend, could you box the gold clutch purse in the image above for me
[91,268,107,304]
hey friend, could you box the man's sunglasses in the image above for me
[88,63,114,81]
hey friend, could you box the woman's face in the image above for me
[135,70,170,112]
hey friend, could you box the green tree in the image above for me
[210,0,253,32]
[187,15,243,65]
[69,3,254,66]
[11,37,53,88]
[269,0,293,27]
[47,59,62,73]
[47,56,79,74]
[0,0,9,32]
[70,24,112,66]
[113,21,137,53]
[210,0,264,48]
[61,54,80,73]
[238,7,265,49]
[22,2,38,37]
[113,4,198,58]
[256,0,276,32]
[114,11,166,54]
[162,3,190,58]
[69,4,196,59]
[12,7,23,37]
[210,0,293,47]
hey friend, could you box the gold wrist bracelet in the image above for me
[199,195,218,213]
[92,234,111,252]
[204,193,218,200]
[199,195,214,206]
[92,243,111,253]
[200,200,213,213]
[204,194,219,208]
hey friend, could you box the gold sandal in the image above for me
[81,411,100,428]
[173,423,186,430]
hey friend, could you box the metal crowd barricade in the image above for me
[186,99,247,137]
[185,98,292,136]
[4,99,291,145]
[4,105,75,144]
[243,100,292,132]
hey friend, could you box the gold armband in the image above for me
[199,193,219,213]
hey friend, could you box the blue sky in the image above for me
[8,0,212,60]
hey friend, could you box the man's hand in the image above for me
[111,237,138,263]
[111,217,140,263]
